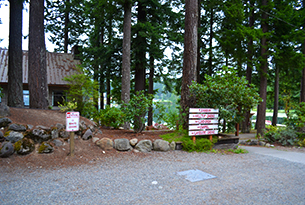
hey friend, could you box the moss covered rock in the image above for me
[38,142,54,154]
[14,138,35,155]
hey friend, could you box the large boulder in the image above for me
[8,124,27,132]
[14,138,35,155]
[79,120,87,131]
[0,142,14,158]
[96,138,113,150]
[0,131,4,142]
[5,131,24,143]
[52,139,64,147]
[55,123,65,131]
[0,117,12,128]
[0,104,10,117]
[38,142,54,154]
[51,128,60,139]
[153,139,170,152]
[59,130,70,139]
[135,140,153,153]
[170,141,176,151]
[82,129,93,140]
[114,138,132,151]
[31,129,51,143]
[36,125,51,131]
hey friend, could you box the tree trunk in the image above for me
[133,1,147,132]
[301,0,305,102]
[28,0,49,109]
[134,1,146,92]
[208,6,213,76]
[64,0,69,53]
[106,75,111,106]
[181,0,198,129]
[272,64,279,126]
[197,0,201,83]
[121,0,131,129]
[8,0,23,107]
[256,0,268,137]
[148,54,154,126]
[241,0,254,133]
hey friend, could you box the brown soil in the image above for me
[0,107,172,170]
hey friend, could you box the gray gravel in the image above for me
[1,151,305,205]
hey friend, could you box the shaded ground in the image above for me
[0,108,171,170]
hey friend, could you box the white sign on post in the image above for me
[66,112,80,132]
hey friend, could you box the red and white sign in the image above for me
[189,114,219,119]
[189,125,218,130]
[66,111,80,132]
[189,130,218,136]
[189,108,219,113]
[189,119,218,124]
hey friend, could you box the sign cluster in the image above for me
[188,108,219,136]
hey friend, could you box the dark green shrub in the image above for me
[95,105,125,129]
[264,126,298,146]
[160,130,216,152]
[181,136,217,152]
[163,108,180,130]
[121,91,154,133]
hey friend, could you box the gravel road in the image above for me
[1,150,305,205]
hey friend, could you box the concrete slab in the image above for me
[241,146,305,165]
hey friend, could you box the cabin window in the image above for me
[53,91,66,106]
[23,90,29,106]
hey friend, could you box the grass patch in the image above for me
[160,130,187,142]
[207,148,249,154]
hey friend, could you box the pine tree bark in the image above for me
[256,0,268,137]
[134,1,146,92]
[272,64,279,126]
[181,0,198,129]
[64,0,70,53]
[148,54,154,126]
[121,0,131,129]
[208,7,213,76]
[301,0,305,102]
[197,0,201,83]
[241,0,254,133]
[8,0,23,107]
[28,0,49,109]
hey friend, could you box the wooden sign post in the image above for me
[66,111,80,157]
[189,108,219,142]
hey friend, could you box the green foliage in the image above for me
[121,91,153,133]
[153,102,166,125]
[181,136,217,152]
[58,100,78,112]
[228,148,249,154]
[161,130,216,152]
[163,108,180,130]
[298,139,305,147]
[286,102,305,136]
[189,66,261,132]
[95,105,125,129]
[264,126,298,146]
[62,66,99,118]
